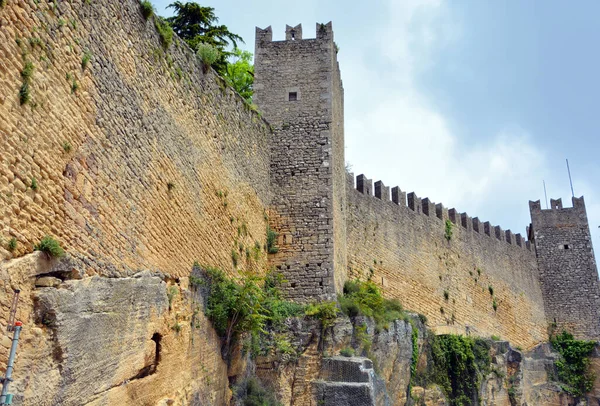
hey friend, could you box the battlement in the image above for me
[255,22,333,45]
[349,172,534,252]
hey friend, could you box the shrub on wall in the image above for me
[196,43,220,74]
[444,219,454,241]
[34,235,65,258]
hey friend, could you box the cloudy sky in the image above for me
[152,0,600,249]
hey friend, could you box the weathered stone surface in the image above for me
[35,276,62,287]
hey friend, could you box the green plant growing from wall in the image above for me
[154,17,173,50]
[266,226,278,254]
[551,330,596,397]
[34,235,65,258]
[444,219,453,241]
[30,177,38,191]
[7,238,17,252]
[492,298,498,312]
[167,181,175,191]
[62,141,72,153]
[81,50,92,70]
[19,61,34,105]
[231,249,239,267]
[140,0,154,19]
[488,285,494,296]
[340,347,354,357]
[444,290,449,301]
[167,285,178,310]
[196,42,220,74]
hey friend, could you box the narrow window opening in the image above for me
[288,92,298,101]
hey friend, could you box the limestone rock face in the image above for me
[19,272,168,405]
[34,276,62,287]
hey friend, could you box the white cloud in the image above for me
[344,0,548,234]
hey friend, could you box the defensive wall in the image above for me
[0,0,273,403]
[0,0,272,277]
[345,173,548,348]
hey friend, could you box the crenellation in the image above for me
[391,186,406,206]
[435,203,446,220]
[422,198,435,217]
[357,174,373,196]
[495,225,503,241]
[516,233,523,247]
[484,221,492,236]
[472,217,481,233]
[448,208,458,224]
[550,198,563,210]
[375,181,390,201]
[460,212,472,231]
[407,192,422,214]
[505,230,514,245]
[256,26,273,42]
[285,24,303,40]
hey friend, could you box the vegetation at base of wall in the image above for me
[340,347,355,357]
[444,219,454,241]
[198,267,304,358]
[196,42,220,73]
[305,301,339,329]
[266,226,278,254]
[409,319,419,385]
[154,17,173,50]
[339,279,405,331]
[550,330,596,397]
[7,237,17,252]
[232,377,282,406]
[34,235,65,258]
[426,334,491,406]
[140,0,154,19]
[491,335,501,341]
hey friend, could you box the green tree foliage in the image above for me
[223,48,254,103]
[166,1,243,73]
[338,279,404,331]
[200,267,304,357]
[551,330,596,397]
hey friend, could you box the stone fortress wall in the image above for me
[345,173,547,348]
[0,0,274,404]
[253,23,600,347]
[0,1,599,402]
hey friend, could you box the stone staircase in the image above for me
[312,356,386,406]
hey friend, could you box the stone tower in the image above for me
[529,196,600,339]
[254,23,347,301]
